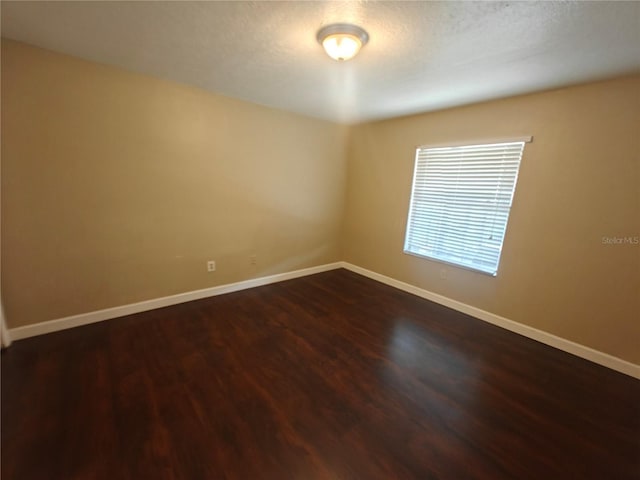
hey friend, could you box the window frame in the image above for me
[403,136,531,276]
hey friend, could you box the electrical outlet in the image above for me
[207,260,216,272]
[249,255,257,265]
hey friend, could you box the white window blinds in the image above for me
[404,139,528,276]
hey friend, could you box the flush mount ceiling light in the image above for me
[317,23,369,61]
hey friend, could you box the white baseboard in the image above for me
[341,262,640,380]
[1,304,12,348]
[8,260,638,379]
[8,262,343,341]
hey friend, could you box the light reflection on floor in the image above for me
[380,317,480,422]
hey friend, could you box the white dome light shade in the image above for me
[322,34,361,61]
[317,24,369,61]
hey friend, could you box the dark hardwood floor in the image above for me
[2,269,639,479]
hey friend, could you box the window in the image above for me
[404,138,530,276]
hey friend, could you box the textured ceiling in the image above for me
[2,1,639,123]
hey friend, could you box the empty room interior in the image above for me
[1,1,639,479]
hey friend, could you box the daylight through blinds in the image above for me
[404,141,526,275]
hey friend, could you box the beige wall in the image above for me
[2,40,639,365]
[1,40,348,327]
[343,76,640,364]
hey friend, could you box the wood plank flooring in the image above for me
[2,269,639,479]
